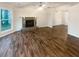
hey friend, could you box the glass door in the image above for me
[0,9,11,31]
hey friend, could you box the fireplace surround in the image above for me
[22,17,36,31]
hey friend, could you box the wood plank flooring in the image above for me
[0,26,79,57]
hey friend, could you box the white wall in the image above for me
[68,4,79,38]
[47,8,55,27]
[14,6,52,31]
[54,11,63,25]
[54,5,70,26]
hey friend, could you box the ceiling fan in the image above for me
[38,2,52,8]
[39,2,43,6]
[39,2,47,7]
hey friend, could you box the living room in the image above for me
[0,2,79,57]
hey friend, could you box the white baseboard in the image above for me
[0,30,16,38]
[68,33,79,38]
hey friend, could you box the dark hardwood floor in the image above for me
[0,25,79,57]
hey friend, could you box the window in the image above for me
[0,9,11,31]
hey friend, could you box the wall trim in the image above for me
[0,30,16,38]
[68,33,79,38]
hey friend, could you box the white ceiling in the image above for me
[1,2,79,8]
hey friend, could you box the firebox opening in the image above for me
[25,20,34,27]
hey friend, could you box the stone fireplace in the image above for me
[22,17,36,31]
